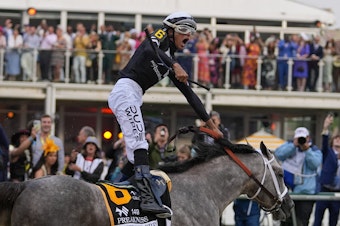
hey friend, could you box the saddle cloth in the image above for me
[97,170,172,226]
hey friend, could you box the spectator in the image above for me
[65,25,75,49]
[233,199,260,226]
[0,123,9,182]
[50,26,67,82]
[32,137,59,178]
[242,34,261,90]
[196,34,210,87]
[99,24,119,84]
[277,34,298,90]
[231,34,246,89]
[307,35,323,92]
[39,25,57,81]
[21,25,40,81]
[86,31,101,83]
[322,39,336,92]
[313,114,340,226]
[63,25,75,80]
[0,26,7,49]
[293,36,310,91]
[275,127,322,226]
[148,124,177,169]
[176,144,191,162]
[77,126,96,145]
[68,125,95,166]
[31,114,65,174]
[332,40,340,92]
[73,23,89,83]
[36,19,48,38]
[116,31,132,71]
[9,129,31,182]
[262,35,277,90]
[176,32,197,83]
[5,28,23,81]
[3,19,13,41]
[128,28,138,54]
[67,136,104,183]
[210,110,230,139]
[208,37,221,88]
[105,133,127,182]
[8,121,39,178]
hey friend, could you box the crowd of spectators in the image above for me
[0,19,339,92]
[0,19,149,84]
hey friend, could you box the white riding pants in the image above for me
[108,78,148,163]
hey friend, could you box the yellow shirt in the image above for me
[73,35,90,56]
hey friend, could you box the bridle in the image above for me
[168,126,288,213]
[247,150,288,212]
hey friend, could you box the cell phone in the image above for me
[33,120,41,131]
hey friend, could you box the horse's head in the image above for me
[246,142,294,221]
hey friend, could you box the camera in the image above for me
[297,137,306,145]
[160,128,166,137]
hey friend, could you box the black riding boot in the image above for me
[135,165,171,218]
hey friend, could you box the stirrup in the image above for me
[155,205,172,218]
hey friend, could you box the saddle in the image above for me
[97,170,172,226]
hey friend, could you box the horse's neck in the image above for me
[171,153,263,212]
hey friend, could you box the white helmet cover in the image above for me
[163,11,197,30]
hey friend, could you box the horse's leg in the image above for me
[0,182,26,226]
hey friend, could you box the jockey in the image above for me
[108,11,223,218]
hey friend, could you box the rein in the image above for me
[198,127,278,202]
[169,126,285,212]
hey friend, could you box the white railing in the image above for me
[0,47,336,93]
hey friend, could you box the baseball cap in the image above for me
[294,127,309,138]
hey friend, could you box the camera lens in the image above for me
[298,137,306,145]
[160,128,166,137]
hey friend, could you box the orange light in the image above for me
[7,111,14,119]
[118,132,123,139]
[270,122,276,131]
[101,108,113,114]
[27,7,37,16]
[103,131,112,140]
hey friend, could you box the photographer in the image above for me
[148,124,177,169]
[275,127,322,226]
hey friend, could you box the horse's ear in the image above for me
[260,141,269,158]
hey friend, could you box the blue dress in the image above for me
[5,35,23,76]
[293,44,310,78]
[5,49,21,75]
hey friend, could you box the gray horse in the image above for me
[0,140,293,226]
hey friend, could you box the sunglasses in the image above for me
[174,24,195,35]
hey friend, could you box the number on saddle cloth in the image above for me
[97,171,171,225]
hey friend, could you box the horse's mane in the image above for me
[159,138,256,173]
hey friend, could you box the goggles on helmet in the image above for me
[163,20,196,35]
[174,24,196,35]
